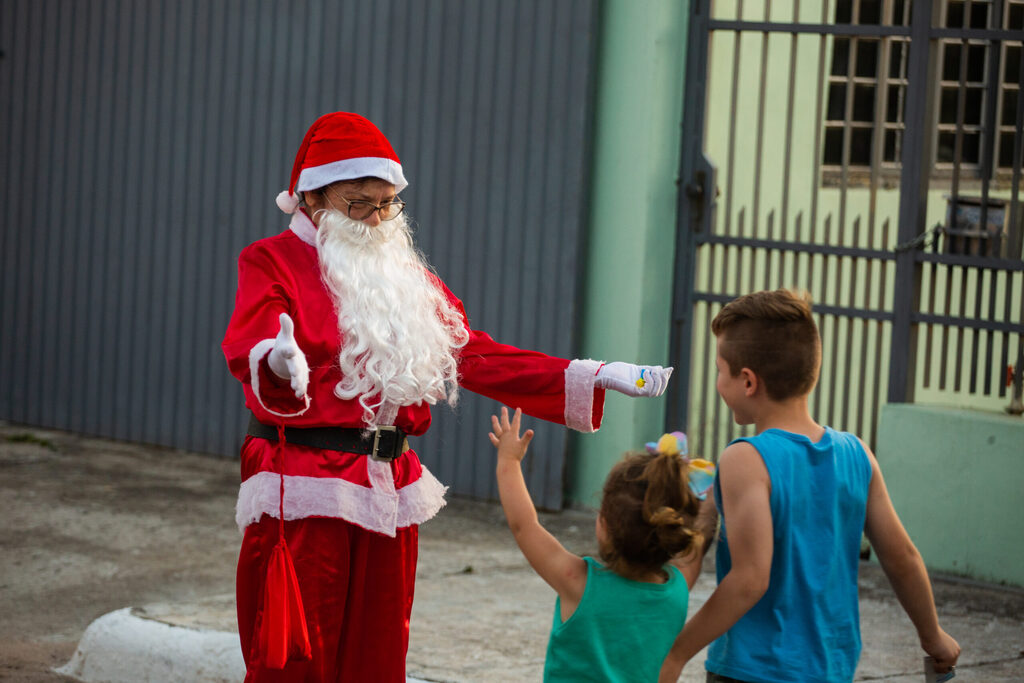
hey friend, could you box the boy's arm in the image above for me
[670,496,719,589]
[659,442,773,682]
[861,442,961,674]
[491,408,588,607]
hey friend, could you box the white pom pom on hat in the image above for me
[276,112,409,214]
[276,191,301,214]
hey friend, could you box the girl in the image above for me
[490,407,717,682]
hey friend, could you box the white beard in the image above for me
[315,208,469,429]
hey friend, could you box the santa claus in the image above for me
[222,111,672,682]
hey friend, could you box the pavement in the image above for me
[2,422,1023,682]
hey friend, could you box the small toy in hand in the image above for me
[644,431,716,500]
[924,656,956,682]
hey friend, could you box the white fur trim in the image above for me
[296,157,408,194]
[564,358,603,433]
[249,339,311,418]
[367,458,396,496]
[276,190,300,214]
[397,465,448,527]
[288,210,317,246]
[235,465,448,536]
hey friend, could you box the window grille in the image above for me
[823,0,1024,185]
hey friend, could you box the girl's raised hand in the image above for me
[489,407,535,463]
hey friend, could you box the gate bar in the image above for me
[707,20,1021,42]
[709,20,911,36]
[888,0,936,404]
[667,0,713,431]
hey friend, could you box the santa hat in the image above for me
[275,112,408,214]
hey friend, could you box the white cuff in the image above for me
[249,339,311,418]
[564,358,603,433]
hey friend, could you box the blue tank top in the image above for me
[544,556,689,682]
[705,427,872,683]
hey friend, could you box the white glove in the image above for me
[266,313,309,399]
[595,362,673,398]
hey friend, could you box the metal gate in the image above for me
[668,0,1024,460]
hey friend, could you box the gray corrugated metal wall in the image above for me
[0,0,598,510]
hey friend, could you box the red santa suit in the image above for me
[223,207,607,681]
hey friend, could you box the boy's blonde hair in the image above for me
[711,289,821,400]
[599,452,703,578]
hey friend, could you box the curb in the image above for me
[56,608,245,682]
[57,607,435,683]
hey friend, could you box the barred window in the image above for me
[822,0,1023,185]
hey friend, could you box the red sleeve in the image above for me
[222,243,309,419]
[438,280,605,432]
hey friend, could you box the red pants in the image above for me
[237,515,418,682]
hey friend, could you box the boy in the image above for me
[659,289,960,682]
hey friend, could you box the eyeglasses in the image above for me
[335,195,406,222]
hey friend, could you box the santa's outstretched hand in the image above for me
[595,362,673,398]
[267,313,310,399]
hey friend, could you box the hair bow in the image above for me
[645,431,716,500]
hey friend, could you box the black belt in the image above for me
[247,416,410,462]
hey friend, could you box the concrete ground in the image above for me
[2,422,1023,682]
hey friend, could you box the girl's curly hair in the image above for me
[598,451,704,578]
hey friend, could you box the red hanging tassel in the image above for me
[258,424,312,669]
[259,535,312,667]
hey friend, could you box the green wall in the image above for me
[876,404,1024,588]
[566,0,689,507]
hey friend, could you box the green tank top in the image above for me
[543,556,689,682]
